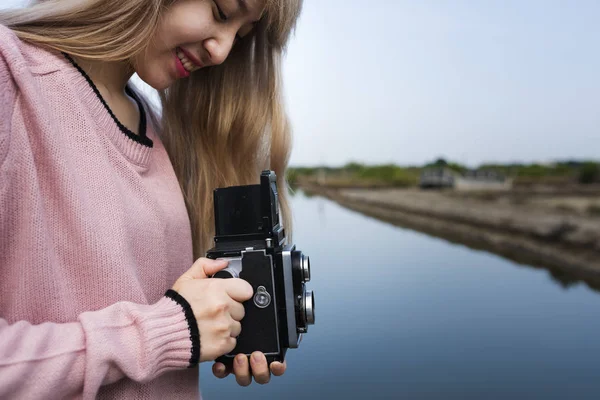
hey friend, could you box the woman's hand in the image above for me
[211,353,287,386]
[171,258,254,363]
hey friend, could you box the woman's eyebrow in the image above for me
[236,0,261,23]
[236,0,248,12]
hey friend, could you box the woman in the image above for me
[0,0,301,398]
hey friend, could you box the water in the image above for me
[199,191,600,399]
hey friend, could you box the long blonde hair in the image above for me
[1,0,302,258]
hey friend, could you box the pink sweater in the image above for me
[0,25,202,399]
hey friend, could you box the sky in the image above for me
[3,0,599,167]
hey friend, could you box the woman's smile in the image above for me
[174,47,204,79]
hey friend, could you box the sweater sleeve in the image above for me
[0,49,15,169]
[0,296,197,399]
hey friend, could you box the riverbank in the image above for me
[299,183,600,289]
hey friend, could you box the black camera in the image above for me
[206,170,315,366]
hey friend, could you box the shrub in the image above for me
[579,163,599,184]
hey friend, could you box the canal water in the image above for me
[199,191,600,399]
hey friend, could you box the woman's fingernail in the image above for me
[237,356,245,365]
[251,353,260,363]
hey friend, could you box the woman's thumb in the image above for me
[184,257,229,280]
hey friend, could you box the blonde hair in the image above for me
[1,0,302,258]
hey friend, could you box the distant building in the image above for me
[420,167,512,191]
[419,167,456,189]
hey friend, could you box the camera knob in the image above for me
[213,268,238,279]
[304,290,315,325]
[301,255,311,282]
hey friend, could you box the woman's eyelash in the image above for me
[213,1,243,42]
[214,1,228,21]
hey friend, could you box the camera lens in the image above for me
[304,289,315,325]
[291,250,310,283]
[301,254,311,283]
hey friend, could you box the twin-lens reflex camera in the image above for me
[206,170,315,366]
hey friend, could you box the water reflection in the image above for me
[199,191,600,400]
[297,188,600,294]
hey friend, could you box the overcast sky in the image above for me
[3,0,599,167]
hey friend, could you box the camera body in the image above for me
[206,170,315,366]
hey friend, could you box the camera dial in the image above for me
[213,269,236,279]
[212,257,242,279]
[301,255,311,282]
[304,290,315,325]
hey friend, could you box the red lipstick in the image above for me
[174,51,190,79]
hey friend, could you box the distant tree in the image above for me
[447,162,468,174]
[343,162,364,174]
[433,158,447,166]
[579,162,599,184]
[286,169,298,186]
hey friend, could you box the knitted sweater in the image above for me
[0,24,202,399]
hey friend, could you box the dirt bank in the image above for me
[300,184,600,288]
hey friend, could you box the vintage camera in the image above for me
[206,170,315,366]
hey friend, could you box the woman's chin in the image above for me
[135,69,173,91]
[150,80,172,91]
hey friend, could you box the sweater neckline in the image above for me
[62,52,153,149]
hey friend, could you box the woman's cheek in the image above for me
[135,57,174,91]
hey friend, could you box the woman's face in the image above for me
[134,0,263,90]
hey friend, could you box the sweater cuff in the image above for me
[136,296,198,378]
[164,289,200,368]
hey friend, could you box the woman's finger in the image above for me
[233,354,252,386]
[250,352,271,385]
[228,300,245,321]
[212,362,230,379]
[270,360,287,377]
[230,320,241,338]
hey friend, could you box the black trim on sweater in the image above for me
[164,289,200,368]
[62,52,153,148]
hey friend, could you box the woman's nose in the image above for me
[203,34,236,66]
